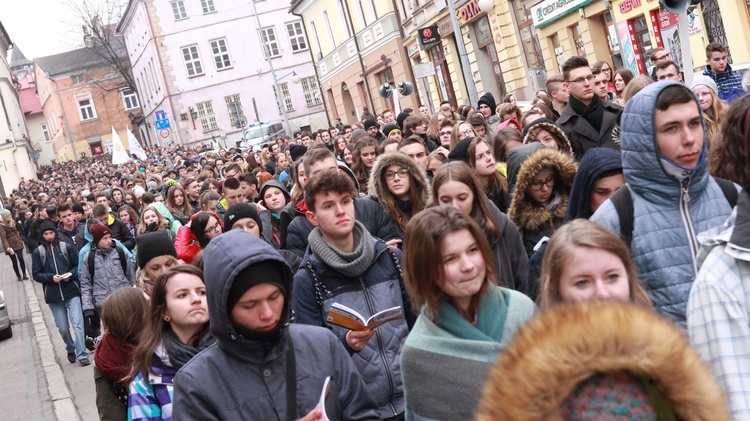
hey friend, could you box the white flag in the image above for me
[111,126,130,165]
[127,127,148,161]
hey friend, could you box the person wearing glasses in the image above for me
[648,47,671,81]
[556,56,622,161]
[175,210,223,264]
[507,147,577,258]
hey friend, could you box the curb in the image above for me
[24,278,82,421]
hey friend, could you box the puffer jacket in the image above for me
[591,81,734,325]
[508,148,577,257]
[173,230,379,421]
[293,239,410,419]
[367,152,431,236]
[0,220,24,252]
[286,197,402,258]
[80,246,136,311]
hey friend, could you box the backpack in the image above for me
[610,176,738,248]
[88,246,128,280]
[37,242,71,268]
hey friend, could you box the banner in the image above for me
[127,127,148,161]
[111,126,129,165]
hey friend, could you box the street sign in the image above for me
[155,119,170,129]
[159,128,170,138]
[413,63,436,79]
[155,110,166,120]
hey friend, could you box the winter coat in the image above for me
[286,197,402,258]
[172,231,379,421]
[32,237,81,303]
[94,367,127,421]
[0,220,24,252]
[127,353,176,421]
[104,213,136,250]
[687,189,750,419]
[486,199,529,292]
[703,64,745,103]
[506,143,545,196]
[57,222,84,250]
[556,99,622,161]
[173,211,218,264]
[591,81,734,325]
[110,187,127,213]
[521,119,573,156]
[367,152,431,236]
[293,239,410,419]
[508,148,577,257]
[80,246,136,312]
[77,219,136,279]
[477,301,728,420]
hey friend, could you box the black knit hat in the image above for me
[289,144,308,163]
[363,118,378,130]
[136,231,177,270]
[381,123,401,139]
[39,220,57,241]
[448,137,473,162]
[72,204,85,215]
[396,112,410,131]
[223,203,262,231]
[227,260,287,314]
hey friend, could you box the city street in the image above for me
[0,253,96,420]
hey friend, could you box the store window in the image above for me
[601,11,623,69]
[514,0,545,70]
[429,43,457,107]
[473,16,506,99]
[633,15,653,69]
[552,34,564,73]
[572,24,585,57]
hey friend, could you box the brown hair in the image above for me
[562,56,589,82]
[591,60,613,82]
[403,116,425,136]
[125,265,208,384]
[403,206,495,321]
[705,42,726,58]
[496,103,522,121]
[493,127,523,162]
[614,69,634,97]
[621,75,654,105]
[539,219,651,309]
[101,287,148,345]
[304,169,356,212]
[302,144,336,176]
[351,137,379,194]
[432,161,500,242]
[708,95,750,187]
[199,191,220,211]
[467,137,508,196]
[137,206,170,235]
[649,47,666,61]
[166,185,193,217]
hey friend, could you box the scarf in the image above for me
[396,198,414,219]
[543,191,562,210]
[166,329,215,370]
[94,333,134,382]
[569,94,604,133]
[436,285,509,343]
[308,221,374,277]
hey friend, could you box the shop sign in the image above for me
[626,20,647,74]
[407,44,420,57]
[457,0,482,25]
[618,0,642,14]
[532,0,595,28]
[418,25,441,47]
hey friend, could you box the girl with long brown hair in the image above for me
[350,137,379,195]
[467,138,510,213]
[165,185,193,226]
[125,265,214,420]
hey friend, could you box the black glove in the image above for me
[147,222,159,232]
[84,309,95,319]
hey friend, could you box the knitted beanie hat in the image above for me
[223,203,262,231]
[289,144,308,162]
[363,118,378,130]
[689,75,719,96]
[136,231,177,270]
[90,224,112,246]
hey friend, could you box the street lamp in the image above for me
[478,0,495,12]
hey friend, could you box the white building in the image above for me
[117,0,328,148]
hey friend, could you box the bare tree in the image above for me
[64,0,135,93]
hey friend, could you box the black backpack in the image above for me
[610,176,738,248]
[88,246,128,280]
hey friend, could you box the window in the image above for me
[225,94,244,127]
[286,22,308,52]
[195,101,218,132]
[77,96,97,121]
[181,45,204,77]
[41,124,51,142]
[71,74,85,83]
[274,83,294,113]
[301,77,322,106]
[201,0,215,13]
[121,88,139,110]
[210,38,232,70]
[171,0,187,20]
[260,27,280,58]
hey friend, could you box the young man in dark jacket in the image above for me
[91,204,135,250]
[32,220,90,366]
[56,204,84,249]
[173,230,379,420]
[292,170,414,420]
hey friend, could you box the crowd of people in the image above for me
[1,44,750,419]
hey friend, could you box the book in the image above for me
[318,376,332,421]
[326,302,403,331]
[60,272,72,280]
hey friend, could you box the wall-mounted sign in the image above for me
[532,0,595,28]
[418,25,441,47]
[619,0,642,14]
[457,0,483,25]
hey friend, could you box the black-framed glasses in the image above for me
[385,169,409,180]
[440,130,452,137]
[530,177,555,191]
[204,224,222,234]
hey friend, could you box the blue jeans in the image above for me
[48,296,88,361]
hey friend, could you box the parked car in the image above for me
[0,289,11,340]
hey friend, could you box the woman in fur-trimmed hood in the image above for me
[508,148,577,257]
[476,301,729,420]
[368,151,431,235]
[521,118,573,155]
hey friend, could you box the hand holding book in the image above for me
[326,303,403,331]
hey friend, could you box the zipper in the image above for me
[50,244,63,299]
[680,179,699,272]
[359,273,398,417]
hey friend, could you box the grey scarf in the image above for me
[308,221,375,277]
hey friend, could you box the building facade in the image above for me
[117,0,328,149]
[35,44,138,163]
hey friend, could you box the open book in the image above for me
[319,376,331,421]
[326,302,403,331]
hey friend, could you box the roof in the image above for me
[9,45,32,68]
[34,43,127,77]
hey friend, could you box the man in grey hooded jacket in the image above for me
[173,230,378,420]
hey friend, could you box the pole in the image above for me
[250,1,292,137]
[606,1,625,67]
[677,11,694,85]
[447,0,479,106]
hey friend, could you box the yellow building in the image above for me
[290,0,419,124]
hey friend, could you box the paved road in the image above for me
[0,252,98,420]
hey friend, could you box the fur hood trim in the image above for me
[476,301,728,421]
[507,148,577,230]
[522,120,573,155]
[147,174,163,190]
[367,152,430,205]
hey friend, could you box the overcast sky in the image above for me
[3,1,89,59]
